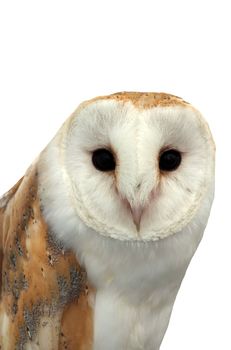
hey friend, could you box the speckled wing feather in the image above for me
[0,164,93,350]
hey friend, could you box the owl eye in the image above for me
[92,148,116,171]
[159,149,181,171]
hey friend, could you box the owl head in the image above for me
[39,92,215,242]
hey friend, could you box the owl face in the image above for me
[48,93,215,241]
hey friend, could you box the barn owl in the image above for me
[0,92,215,350]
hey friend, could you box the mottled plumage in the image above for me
[0,165,93,349]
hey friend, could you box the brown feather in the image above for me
[0,165,93,349]
[78,91,189,111]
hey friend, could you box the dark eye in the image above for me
[92,148,116,171]
[159,149,181,171]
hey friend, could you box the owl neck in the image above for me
[70,224,196,350]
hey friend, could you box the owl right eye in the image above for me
[92,148,116,172]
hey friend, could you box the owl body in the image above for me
[0,92,215,349]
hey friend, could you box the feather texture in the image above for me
[0,92,215,349]
[0,165,93,349]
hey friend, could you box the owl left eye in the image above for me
[92,148,116,171]
[159,149,181,171]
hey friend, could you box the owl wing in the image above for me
[0,164,93,350]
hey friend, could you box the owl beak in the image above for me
[129,205,144,232]
[120,187,152,232]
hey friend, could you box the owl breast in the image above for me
[71,217,203,350]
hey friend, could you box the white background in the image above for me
[0,1,230,349]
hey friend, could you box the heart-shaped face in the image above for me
[39,92,215,242]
